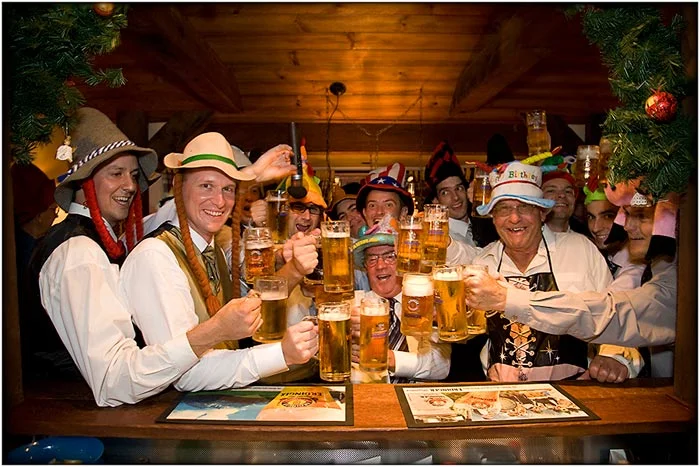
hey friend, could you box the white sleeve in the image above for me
[446,235,481,266]
[120,239,288,392]
[39,237,198,407]
[393,328,451,380]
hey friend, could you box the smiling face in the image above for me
[436,176,468,221]
[287,201,322,235]
[362,190,407,225]
[364,244,402,298]
[92,153,139,227]
[240,183,262,224]
[586,199,618,250]
[542,178,576,223]
[335,198,366,238]
[181,168,236,243]
[623,206,655,261]
[492,200,547,256]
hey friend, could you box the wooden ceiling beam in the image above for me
[450,6,573,115]
[125,5,242,113]
[147,111,214,172]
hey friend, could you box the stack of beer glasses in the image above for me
[432,265,468,341]
[400,272,434,337]
[397,213,423,274]
[420,204,449,273]
[320,220,354,293]
[266,189,289,245]
[318,301,352,382]
[358,295,390,375]
[243,227,275,284]
[252,276,289,343]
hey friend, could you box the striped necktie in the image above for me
[388,297,409,384]
[201,245,221,296]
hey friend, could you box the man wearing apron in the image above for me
[471,162,636,382]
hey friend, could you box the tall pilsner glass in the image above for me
[266,189,289,245]
[359,296,390,374]
[432,265,468,341]
[321,220,354,293]
[318,301,352,382]
[463,264,489,335]
[243,227,275,284]
[253,276,288,343]
[471,168,492,219]
[400,273,434,337]
[397,213,423,274]
[420,204,449,273]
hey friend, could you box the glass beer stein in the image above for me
[400,273,434,337]
[359,296,390,374]
[471,168,492,219]
[575,145,600,188]
[252,276,289,343]
[420,204,449,273]
[397,213,423,274]
[462,264,489,335]
[243,227,275,284]
[432,265,468,341]
[526,109,549,157]
[321,220,354,293]
[266,189,289,245]
[318,301,352,382]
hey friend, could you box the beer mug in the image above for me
[432,265,468,342]
[526,109,549,156]
[303,232,324,286]
[400,273,434,337]
[471,168,492,219]
[420,204,449,273]
[359,296,390,374]
[243,227,275,284]
[252,276,289,343]
[397,213,423,274]
[462,264,489,335]
[575,145,600,188]
[318,301,352,382]
[321,220,354,293]
[266,189,289,244]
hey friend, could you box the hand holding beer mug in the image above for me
[420,204,449,273]
[321,220,354,293]
[400,273,434,337]
[266,189,289,244]
[252,276,289,343]
[397,213,423,274]
[432,265,468,341]
[303,231,324,286]
[243,227,275,284]
[462,264,489,335]
[471,167,492,219]
[359,296,390,374]
[318,301,352,382]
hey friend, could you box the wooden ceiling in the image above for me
[79,3,637,171]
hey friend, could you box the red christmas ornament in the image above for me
[93,3,114,17]
[645,91,678,122]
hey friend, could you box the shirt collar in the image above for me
[69,202,118,241]
[171,216,214,253]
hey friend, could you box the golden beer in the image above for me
[397,214,422,274]
[253,276,289,343]
[432,266,468,341]
[420,204,449,272]
[471,169,492,219]
[318,302,352,382]
[400,273,434,337]
[266,189,289,244]
[244,228,275,284]
[526,109,549,156]
[462,264,489,335]
[574,145,600,188]
[359,296,389,373]
[321,221,354,293]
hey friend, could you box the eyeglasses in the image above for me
[289,202,322,216]
[492,203,539,218]
[365,251,397,267]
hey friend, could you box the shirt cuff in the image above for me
[167,333,200,372]
[250,342,289,378]
[504,286,532,322]
[392,350,418,378]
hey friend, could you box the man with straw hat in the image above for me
[467,161,639,383]
[121,132,318,391]
[26,108,273,406]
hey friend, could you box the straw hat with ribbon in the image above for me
[164,133,255,181]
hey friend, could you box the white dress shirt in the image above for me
[38,203,199,407]
[120,216,290,392]
[448,217,476,247]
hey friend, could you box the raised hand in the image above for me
[464,268,508,312]
[290,229,320,275]
[250,199,268,227]
[281,320,319,366]
[244,144,299,184]
[212,293,262,342]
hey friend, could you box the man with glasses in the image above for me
[469,161,640,383]
[351,216,451,383]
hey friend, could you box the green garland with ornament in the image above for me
[8,3,128,164]
[575,5,695,200]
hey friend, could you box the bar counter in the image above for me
[7,378,694,443]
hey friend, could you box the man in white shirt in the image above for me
[120,132,318,393]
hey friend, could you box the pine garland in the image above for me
[576,5,694,199]
[8,4,128,164]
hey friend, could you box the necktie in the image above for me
[605,254,620,277]
[202,245,221,296]
[387,297,409,384]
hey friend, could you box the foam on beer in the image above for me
[402,274,433,296]
[319,311,349,321]
[260,290,287,301]
[361,299,389,316]
[322,231,350,238]
[246,240,273,249]
[433,269,461,281]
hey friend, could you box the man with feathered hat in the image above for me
[121,132,319,392]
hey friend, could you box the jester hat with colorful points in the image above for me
[352,214,399,270]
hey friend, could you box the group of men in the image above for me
[21,108,678,407]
